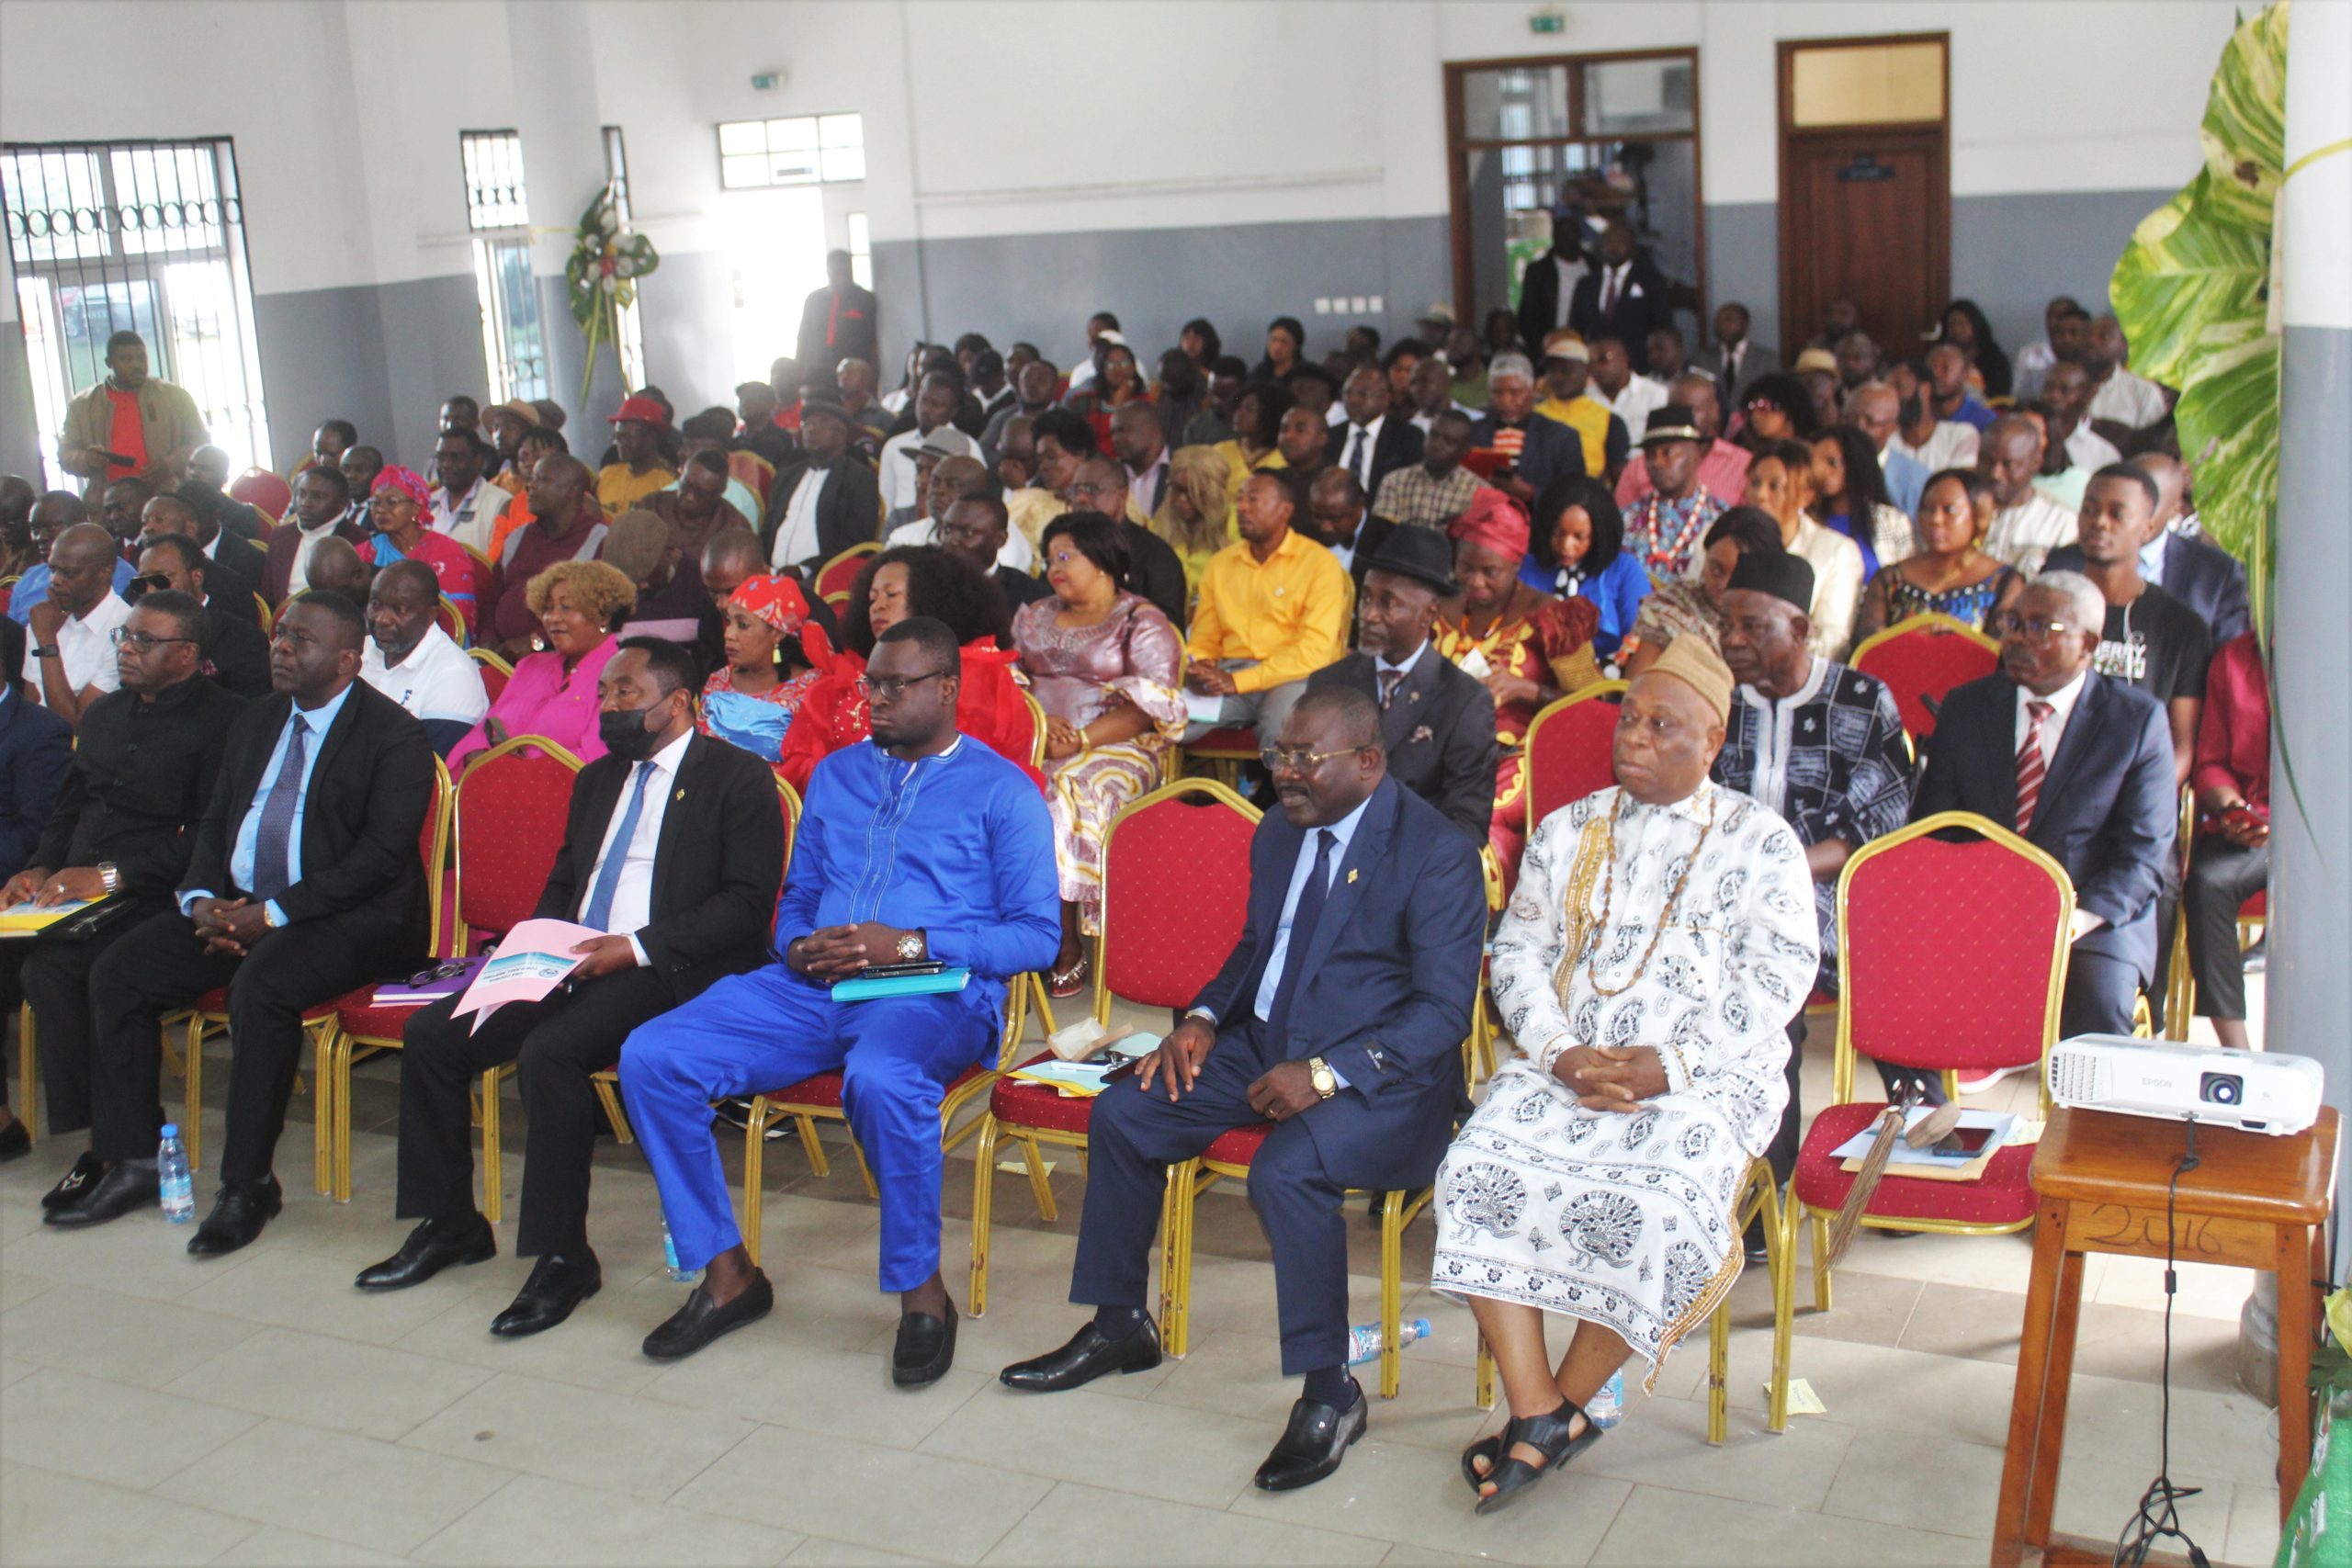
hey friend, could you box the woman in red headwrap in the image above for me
[1433,488,1602,878]
[359,465,486,637]
[698,573,822,775]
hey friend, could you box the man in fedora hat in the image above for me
[1620,404,1724,581]
[1307,529,1498,842]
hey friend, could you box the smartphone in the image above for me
[850,959,946,982]
[1929,1125,1996,1158]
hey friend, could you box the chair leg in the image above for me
[1706,1294,1733,1446]
[1018,1133,1057,1222]
[742,1100,769,1269]
[1768,1185,1795,1435]
[312,1024,336,1197]
[848,1136,878,1201]
[333,1032,359,1205]
[593,1075,635,1145]
[479,1068,503,1224]
[1159,1161,1195,1359]
[1809,1210,1833,1313]
[183,1014,206,1172]
[1475,1334,1497,1412]
[1379,1190,1406,1399]
[792,1111,830,1179]
[968,1114,999,1318]
[1025,974,1057,1042]
[16,1003,36,1143]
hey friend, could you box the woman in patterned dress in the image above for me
[1012,513,1186,995]
[696,573,821,777]
[1853,468,2025,641]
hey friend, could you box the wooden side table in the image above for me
[1990,1105,2337,1568]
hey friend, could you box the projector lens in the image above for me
[2199,1072,2244,1106]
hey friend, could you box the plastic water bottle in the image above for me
[158,1124,195,1224]
[662,1223,696,1283]
[1586,1368,1625,1429]
[1343,1316,1431,1366]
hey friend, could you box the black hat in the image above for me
[1725,549,1815,613]
[1640,406,1705,446]
[1363,525,1460,597]
[798,397,853,427]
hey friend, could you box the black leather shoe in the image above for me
[891,1301,958,1389]
[0,1119,29,1163]
[1253,1388,1367,1492]
[42,1159,157,1227]
[1000,1318,1163,1393]
[187,1176,281,1258]
[355,1214,497,1292]
[642,1270,772,1360]
[491,1251,602,1337]
[40,1151,107,1211]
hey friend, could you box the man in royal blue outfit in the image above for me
[619,615,1057,1382]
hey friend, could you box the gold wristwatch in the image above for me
[896,930,926,962]
[1307,1056,1338,1100]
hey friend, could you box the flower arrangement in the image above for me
[565,184,659,402]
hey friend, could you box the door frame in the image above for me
[1773,32,1950,354]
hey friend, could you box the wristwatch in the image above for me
[1306,1056,1338,1100]
[896,930,927,963]
[96,863,120,896]
[30,645,58,660]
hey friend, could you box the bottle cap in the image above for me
[1411,1317,1431,1333]
[160,1123,178,1137]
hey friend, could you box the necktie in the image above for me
[1601,266,1621,317]
[1266,829,1337,1043]
[825,288,841,350]
[2015,701,2053,834]
[1346,427,1368,488]
[250,716,309,901]
[581,762,655,931]
[1377,669,1404,708]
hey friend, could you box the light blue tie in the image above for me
[250,716,308,901]
[580,762,654,931]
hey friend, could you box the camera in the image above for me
[2199,1072,2244,1107]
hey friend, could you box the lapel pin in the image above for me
[1347,868,1360,885]
[674,789,686,801]
[1408,689,1420,703]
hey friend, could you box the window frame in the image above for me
[458,129,548,403]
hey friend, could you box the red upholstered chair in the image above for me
[1522,681,1626,834]
[813,541,879,609]
[1178,726,1258,792]
[729,450,775,509]
[967,780,1261,1319]
[230,468,292,526]
[468,648,513,703]
[1781,812,2074,1351]
[1849,613,2000,745]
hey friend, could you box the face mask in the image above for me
[598,698,665,761]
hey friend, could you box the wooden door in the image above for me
[1781,128,1947,354]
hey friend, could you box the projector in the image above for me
[2046,1036,2323,1135]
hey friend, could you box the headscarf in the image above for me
[371,466,431,507]
[728,573,811,637]
[1448,487,1530,560]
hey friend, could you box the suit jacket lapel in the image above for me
[2034,675,2105,826]
[1295,778,1396,982]
[645,737,702,915]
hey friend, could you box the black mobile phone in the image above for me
[1929,1125,1996,1158]
[851,959,946,982]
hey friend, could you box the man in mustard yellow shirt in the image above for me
[1182,473,1351,743]
[1532,331,1628,482]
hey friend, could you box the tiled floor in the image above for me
[0,986,2287,1566]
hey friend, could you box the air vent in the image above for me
[2047,1048,2109,1102]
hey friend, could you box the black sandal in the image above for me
[1474,1399,1600,1516]
[1459,1431,1507,1493]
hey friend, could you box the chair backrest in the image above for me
[1523,681,1626,833]
[1008,688,1048,770]
[231,468,291,524]
[437,595,468,647]
[420,755,454,958]
[1833,810,2075,1102]
[453,736,582,942]
[1849,614,1999,742]
[730,450,775,506]
[252,592,274,635]
[469,647,514,702]
[1093,780,1262,1017]
[814,541,879,605]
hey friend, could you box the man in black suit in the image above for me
[795,249,879,375]
[1914,571,2176,1039]
[760,399,880,572]
[1002,687,1485,1494]
[1513,228,1589,358]
[1325,367,1423,502]
[1302,469,1396,593]
[356,638,783,1335]
[136,494,258,626]
[1307,530,1497,843]
[51,592,433,1253]
[2044,452,2248,645]
[1568,220,1676,374]
[1692,303,1780,406]
[132,536,270,698]
[938,493,1048,613]
[171,482,269,609]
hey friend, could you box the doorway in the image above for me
[1776,35,1949,356]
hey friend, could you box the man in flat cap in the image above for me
[1713,551,1917,1203]
[1432,635,1817,1501]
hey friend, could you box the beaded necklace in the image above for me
[1582,785,1717,999]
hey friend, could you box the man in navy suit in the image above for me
[1568,220,1677,374]
[2043,452,2248,644]
[1914,571,2176,1038]
[1002,687,1486,1492]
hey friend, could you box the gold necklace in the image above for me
[1582,786,1716,999]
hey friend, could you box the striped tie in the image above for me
[2015,701,2053,834]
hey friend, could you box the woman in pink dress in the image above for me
[447,559,633,770]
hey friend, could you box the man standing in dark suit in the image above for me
[1002,687,1485,1493]
[759,399,880,572]
[1308,531,1497,844]
[1514,226,1589,357]
[1326,367,1423,503]
[356,639,783,1336]
[1913,571,2176,1038]
[1691,301,1781,408]
[795,250,879,378]
[51,592,433,1253]
[1568,220,1676,374]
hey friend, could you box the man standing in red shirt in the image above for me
[57,333,208,498]
[2184,630,2268,1049]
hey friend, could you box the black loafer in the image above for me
[1253,1388,1367,1492]
[42,1159,157,1227]
[891,1301,958,1389]
[642,1270,772,1360]
[1001,1318,1163,1393]
[187,1176,281,1258]
[491,1251,602,1337]
[356,1214,497,1291]
[40,1151,107,1211]
[0,1119,29,1163]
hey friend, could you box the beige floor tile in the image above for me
[1900,1281,2246,1396]
[643,1331,988,1450]
[153,1418,512,1556]
[1815,1224,2054,1296]
[1817,1427,2007,1538]
[2225,1479,2285,1566]
[1750,1266,1922,1349]
[2092,1254,2260,1322]
[920,1382,1262,1508]
[400,1371,758,1503]
[1730,1335,2024,1450]
[0,1357,29,1389]
[2045,1444,2241,1551]
[385,1274,679,1398]
[1,1368,256,1489]
[0,1214,261,1304]
[1568,1388,1857,1511]
[179,1241,471,1342]
[669,1425,1051,1564]
[206,1527,414,1566]
[0,1284,259,1390]
[0,1271,56,1313]
[1589,1483,1985,1566]
[981,1480,1390,1566]
[0,1461,259,1566]
[2058,1370,2281,1488]
[781,1541,940,1567]
[413,1473,802,1566]
[752,1258,964,1355]
[163,1325,492,1441]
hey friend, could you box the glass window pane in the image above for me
[820,145,865,183]
[718,119,767,156]
[1459,67,1571,141]
[764,118,817,150]
[767,149,820,186]
[1581,59,1694,136]
[3,148,110,265]
[1790,41,1945,128]
[721,153,770,190]
[819,113,863,149]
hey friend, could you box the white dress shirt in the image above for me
[1786,516,1864,658]
[2086,367,2169,430]
[1337,414,1385,491]
[1549,254,1588,330]
[2012,668,2103,940]
[771,465,832,569]
[1984,491,2079,575]
[2064,424,2122,473]
[1888,420,1979,474]
[361,623,490,728]
[582,730,692,962]
[1598,375,1668,445]
[24,590,131,698]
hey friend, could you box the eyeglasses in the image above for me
[123,572,172,598]
[1259,745,1363,774]
[406,959,472,987]
[1994,615,2078,645]
[1066,481,1115,498]
[854,669,952,702]
[108,627,196,651]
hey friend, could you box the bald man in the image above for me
[9,491,133,628]
[1841,382,1930,518]
[25,524,135,726]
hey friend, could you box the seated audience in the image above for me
[22,524,133,727]
[1065,456,1188,627]
[8,492,130,626]
[1004,687,1483,1493]
[2011,297,2085,405]
[2084,314,2172,453]
[131,535,270,699]
[303,537,373,611]
[761,398,879,573]
[1620,408,1727,581]
[1182,473,1351,745]
[358,638,782,1337]
[620,616,1058,1371]
[481,399,539,492]
[1012,512,1186,995]
[1520,476,1651,658]
[1326,366,1422,501]
[98,476,153,553]
[1212,382,1293,505]
[1303,468,1395,589]
[1152,445,1238,602]
[1884,359,1980,474]
[670,409,765,521]
[262,466,363,605]
[360,466,484,637]
[135,492,257,626]
[484,425,571,562]
[1621,507,1783,676]
[491,457,609,660]
[647,450,756,566]
[181,447,264,541]
[1840,381,1930,519]
[598,396,680,517]
[360,559,490,755]
[1374,408,1485,535]
[1977,414,2077,574]
[1274,401,1331,490]
[449,560,636,770]
[604,510,699,640]
[2047,451,2249,645]
[1113,400,1173,518]
[426,427,506,553]
[699,573,820,770]
[1855,468,2023,640]
[1914,571,2176,1037]
[168,482,269,606]
[938,492,1048,614]
[2030,362,2120,511]
[2184,629,2267,1050]
[1587,335,1668,446]
[1472,353,1585,512]
[51,592,430,1254]
[1743,438,1863,658]
[340,445,386,533]
[1531,334,1624,482]
[1809,424,1915,583]
[1182,356,1248,447]
[1613,372,1748,509]
[880,374,982,513]
[2067,465,2212,784]
[1926,338,1999,429]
